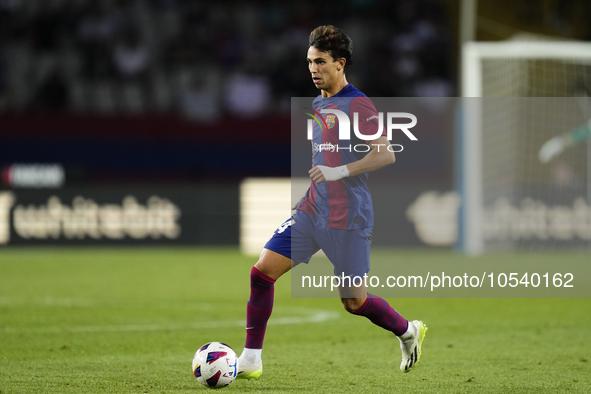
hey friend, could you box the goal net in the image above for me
[459,41,591,254]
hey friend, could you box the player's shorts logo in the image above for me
[276,218,293,234]
[326,114,336,129]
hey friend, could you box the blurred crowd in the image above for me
[0,0,453,120]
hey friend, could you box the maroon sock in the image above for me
[352,293,408,336]
[245,266,276,349]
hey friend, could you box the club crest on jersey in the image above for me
[325,114,336,128]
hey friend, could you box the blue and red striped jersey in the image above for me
[298,83,385,230]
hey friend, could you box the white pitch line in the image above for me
[0,296,218,311]
[1,309,339,334]
[0,296,96,307]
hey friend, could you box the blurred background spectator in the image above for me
[1,0,590,183]
[0,0,456,116]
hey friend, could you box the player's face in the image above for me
[307,46,343,92]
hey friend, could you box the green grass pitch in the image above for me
[0,248,590,393]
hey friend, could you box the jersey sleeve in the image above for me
[350,96,384,144]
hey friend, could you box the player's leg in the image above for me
[338,282,409,342]
[340,284,427,373]
[254,248,292,280]
[238,214,317,380]
[338,283,367,312]
[330,228,407,334]
[328,226,427,373]
[237,248,291,380]
[245,248,291,355]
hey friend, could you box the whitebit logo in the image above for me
[0,192,181,245]
[0,192,15,245]
[406,192,591,246]
[406,191,460,246]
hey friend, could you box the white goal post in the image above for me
[459,41,591,255]
[462,41,591,97]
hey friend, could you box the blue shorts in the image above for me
[264,210,372,277]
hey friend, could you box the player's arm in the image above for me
[538,123,591,163]
[309,136,395,183]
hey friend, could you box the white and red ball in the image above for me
[192,342,238,389]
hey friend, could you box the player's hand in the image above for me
[539,135,566,163]
[309,165,349,183]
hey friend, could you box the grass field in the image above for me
[0,248,590,393]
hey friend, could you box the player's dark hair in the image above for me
[308,25,353,71]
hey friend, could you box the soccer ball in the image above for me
[192,342,238,389]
